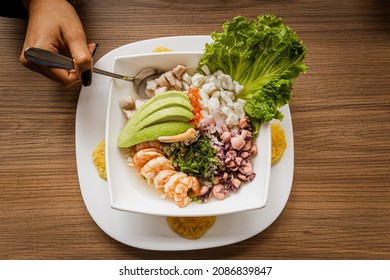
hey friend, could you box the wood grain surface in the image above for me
[0,0,389,259]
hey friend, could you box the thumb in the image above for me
[66,31,93,86]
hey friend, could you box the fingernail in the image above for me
[81,69,92,86]
[92,43,99,58]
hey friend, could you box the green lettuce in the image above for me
[198,15,307,134]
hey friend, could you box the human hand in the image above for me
[20,0,96,87]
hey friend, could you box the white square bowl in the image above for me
[105,51,271,217]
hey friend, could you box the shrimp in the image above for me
[164,172,187,198]
[135,140,164,152]
[132,148,164,171]
[187,176,200,198]
[153,169,177,192]
[173,176,200,207]
[174,178,192,208]
[140,156,174,185]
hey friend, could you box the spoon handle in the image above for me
[92,67,133,81]
[24,47,74,69]
[24,47,134,82]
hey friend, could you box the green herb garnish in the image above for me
[167,136,220,182]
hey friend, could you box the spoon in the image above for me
[24,47,162,99]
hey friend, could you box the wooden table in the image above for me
[0,0,389,260]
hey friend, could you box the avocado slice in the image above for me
[117,90,196,148]
[132,97,193,127]
[117,121,194,147]
[136,91,191,116]
[135,106,194,131]
[118,97,193,143]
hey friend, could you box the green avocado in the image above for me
[136,91,192,116]
[135,106,194,131]
[117,121,194,147]
[117,91,196,148]
[131,97,193,127]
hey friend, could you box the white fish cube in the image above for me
[208,75,220,88]
[201,64,210,75]
[236,98,247,107]
[123,109,135,119]
[233,81,244,94]
[208,96,221,111]
[199,89,210,102]
[145,89,155,98]
[213,70,224,79]
[182,72,192,85]
[181,81,190,90]
[234,98,247,119]
[172,65,187,78]
[200,109,210,118]
[226,113,239,127]
[154,86,168,95]
[155,74,170,87]
[135,99,146,110]
[191,73,206,87]
[211,90,221,98]
[201,82,217,95]
[146,79,158,91]
[224,90,235,99]
[221,90,234,107]
[218,74,235,90]
[221,106,234,117]
[199,97,209,110]
[219,99,227,109]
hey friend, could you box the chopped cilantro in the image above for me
[166,136,220,183]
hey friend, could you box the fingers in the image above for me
[20,47,97,88]
[20,42,99,87]
[62,24,93,86]
[20,50,81,87]
[20,0,96,87]
[68,42,99,86]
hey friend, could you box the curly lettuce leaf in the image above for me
[198,15,307,134]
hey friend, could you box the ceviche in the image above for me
[116,15,307,208]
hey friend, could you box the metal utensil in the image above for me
[24,47,162,99]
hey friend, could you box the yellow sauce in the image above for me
[167,216,216,240]
[153,46,173,52]
[271,123,287,164]
[92,140,107,180]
